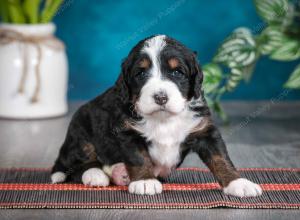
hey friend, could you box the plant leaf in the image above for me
[7,0,26,23]
[40,0,63,23]
[253,0,289,24]
[284,64,300,89]
[204,97,228,122]
[212,101,228,122]
[225,68,243,91]
[213,28,258,90]
[202,63,223,94]
[22,0,41,24]
[214,28,258,68]
[240,61,257,82]
[259,26,289,55]
[270,40,300,61]
[0,0,10,22]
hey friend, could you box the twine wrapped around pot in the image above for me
[0,29,65,103]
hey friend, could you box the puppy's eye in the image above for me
[169,70,184,78]
[136,71,149,80]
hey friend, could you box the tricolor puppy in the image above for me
[51,35,262,197]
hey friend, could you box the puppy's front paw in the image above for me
[128,179,162,195]
[223,178,263,198]
[82,168,110,187]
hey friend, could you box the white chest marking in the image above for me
[137,110,201,175]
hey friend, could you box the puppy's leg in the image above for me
[51,141,76,183]
[51,140,98,184]
[126,151,162,195]
[192,127,262,198]
[51,159,68,183]
[67,161,109,187]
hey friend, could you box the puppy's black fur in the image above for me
[52,35,240,187]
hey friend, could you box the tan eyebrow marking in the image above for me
[168,58,179,69]
[139,58,150,68]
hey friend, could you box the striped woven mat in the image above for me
[0,168,299,209]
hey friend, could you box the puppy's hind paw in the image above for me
[223,178,263,198]
[111,163,130,186]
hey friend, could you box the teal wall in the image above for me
[54,0,300,100]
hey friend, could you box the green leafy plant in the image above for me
[204,0,300,120]
[0,0,63,24]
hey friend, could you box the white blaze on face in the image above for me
[136,35,186,116]
[142,35,166,78]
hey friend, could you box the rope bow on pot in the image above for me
[0,29,65,103]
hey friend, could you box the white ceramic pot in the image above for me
[0,23,68,119]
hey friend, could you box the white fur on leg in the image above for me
[51,171,66,183]
[128,179,162,195]
[82,168,109,187]
[223,178,263,197]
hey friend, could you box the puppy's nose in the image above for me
[153,92,168,105]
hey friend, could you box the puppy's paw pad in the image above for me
[128,179,162,195]
[51,172,66,183]
[82,168,109,187]
[223,178,263,198]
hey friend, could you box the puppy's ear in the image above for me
[115,56,132,103]
[190,53,203,100]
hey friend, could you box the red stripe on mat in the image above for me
[0,183,299,191]
[0,201,299,208]
[0,167,299,172]
[177,167,300,172]
[0,167,300,172]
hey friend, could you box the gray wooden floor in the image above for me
[0,101,300,219]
